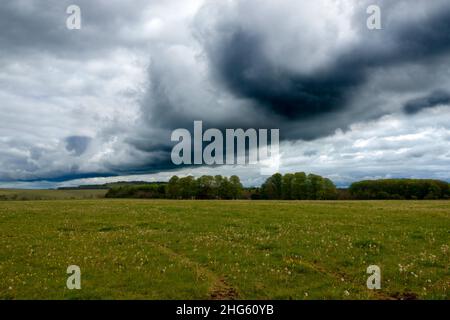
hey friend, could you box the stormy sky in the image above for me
[1,0,450,188]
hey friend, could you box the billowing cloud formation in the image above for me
[195,0,450,119]
[138,0,450,142]
[0,0,450,185]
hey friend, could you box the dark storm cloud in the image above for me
[202,30,363,119]
[135,0,450,153]
[403,91,450,114]
[197,3,450,120]
[132,0,450,171]
[65,136,91,156]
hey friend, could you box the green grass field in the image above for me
[0,199,448,300]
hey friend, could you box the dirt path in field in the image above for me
[209,277,239,300]
[149,242,238,299]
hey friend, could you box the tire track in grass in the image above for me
[148,242,238,300]
[289,258,395,300]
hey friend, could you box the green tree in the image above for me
[213,175,223,199]
[261,173,283,199]
[307,174,323,200]
[178,176,196,199]
[292,172,307,199]
[197,175,215,199]
[218,177,232,199]
[229,175,243,199]
[320,178,338,200]
[282,173,294,200]
[167,176,180,199]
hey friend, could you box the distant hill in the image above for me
[58,181,166,190]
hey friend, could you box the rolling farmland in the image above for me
[0,199,448,300]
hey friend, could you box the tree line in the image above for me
[105,172,340,200]
[106,175,244,199]
[105,174,450,200]
[349,179,450,200]
[167,175,243,199]
[259,173,338,200]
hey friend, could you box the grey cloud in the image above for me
[57,105,450,188]
[65,135,91,156]
[0,0,154,59]
[194,0,450,122]
[404,90,450,114]
[113,0,450,180]
[135,0,450,148]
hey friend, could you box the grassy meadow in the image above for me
[0,189,107,201]
[0,199,448,300]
